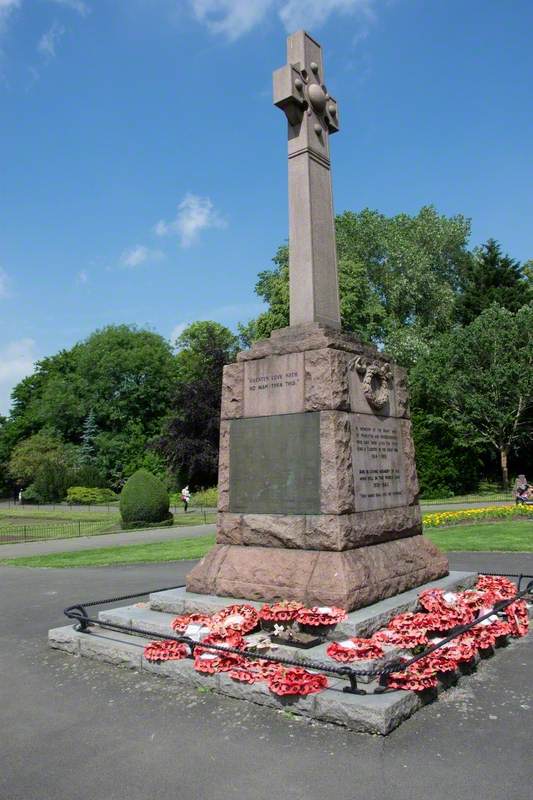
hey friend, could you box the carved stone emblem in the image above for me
[350,356,392,410]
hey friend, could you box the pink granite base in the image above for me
[186,535,449,612]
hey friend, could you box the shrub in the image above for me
[120,469,172,529]
[20,485,44,504]
[67,486,118,505]
[32,460,72,503]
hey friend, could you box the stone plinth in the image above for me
[187,323,448,611]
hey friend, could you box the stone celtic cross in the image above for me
[273,30,341,330]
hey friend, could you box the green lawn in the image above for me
[0,508,215,544]
[425,520,533,551]
[0,534,217,568]
[1,519,532,568]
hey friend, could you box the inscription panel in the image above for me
[351,413,407,511]
[244,353,304,417]
[229,412,320,514]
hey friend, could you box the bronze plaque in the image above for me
[229,413,320,514]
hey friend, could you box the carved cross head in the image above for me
[273,30,339,157]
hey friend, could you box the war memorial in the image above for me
[49,31,531,735]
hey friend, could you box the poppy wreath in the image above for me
[326,638,384,662]
[267,666,329,696]
[201,630,246,649]
[460,590,490,612]
[476,574,517,600]
[259,601,304,623]
[295,606,348,627]
[143,640,190,662]
[211,604,260,634]
[417,649,459,674]
[372,627,429,649]
[504,600,529,637]
[227,658,279,684]
[387,660,439,692]
[193,649,245,675]
[387,611,440,634]
[170,613,213,633]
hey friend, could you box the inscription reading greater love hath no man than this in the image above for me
[352,415,407,510]
[243,353,305,417]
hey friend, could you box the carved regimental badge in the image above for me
[350,356,392,410]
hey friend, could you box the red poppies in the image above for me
[295,606,348,627]
[326,638,385,662]
[143,640,190,662]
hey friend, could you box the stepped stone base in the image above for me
[48,571,533,735]
[186,535,449,611]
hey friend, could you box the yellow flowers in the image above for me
[423,505,533,528]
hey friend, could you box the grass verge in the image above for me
[0,534,216,568]
[1,520,531,568]
[425,520,533,552]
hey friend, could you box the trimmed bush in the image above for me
[67,486,118,505]
[20,485,44,504]
[120,469,172,529]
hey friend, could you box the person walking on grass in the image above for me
[181,485,191,513]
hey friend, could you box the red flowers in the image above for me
[259,601,303,623]
[326,638,384,662]
[372,627,428,649]
[477,574,517,600]
[267,666,328,696]
[505,600,529,637]
[211,604,259,634]
[387,660,439,692]
[170,613,212,634]
[144,640,190,662]
[295,606,348,627]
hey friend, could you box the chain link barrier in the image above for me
[64,572,533,696]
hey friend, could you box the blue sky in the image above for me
[0,0,532,414]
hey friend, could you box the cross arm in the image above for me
[273,63,306,126]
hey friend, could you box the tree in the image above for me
[80,410,98,465]
[240,206,471,365]
[155,321,239,488]
[8,432,78,486]
[455,239,531,325]
[410,304,533,487]
[0,325,178,487]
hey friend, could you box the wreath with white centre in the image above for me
[350,356,393,410]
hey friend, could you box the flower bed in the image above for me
[423,505,533,528]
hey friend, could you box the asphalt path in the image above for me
[0,552,531,800]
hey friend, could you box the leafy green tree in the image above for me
[174,321,239,382]
[410,304,533,487]
[455,239,531,325]
[8,432,78,486]
[0,325,178,488]
[156,321,238,488]
[240,206,471,365]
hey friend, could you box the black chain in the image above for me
[64,574,533,693]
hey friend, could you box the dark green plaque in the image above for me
[229,412,321,514]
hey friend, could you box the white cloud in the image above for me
[77,269,88,284]
[0,268,9,298]
[0,338,37,415]
[279,0,376,31]
[155,193,226,248]
[38,21,66,58]
[47,0,90,16]
[188,0,378,39]
[190,0,275,40]
[120,244,165,268]
[0,0,20,35]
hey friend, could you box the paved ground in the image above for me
[0,523,215,558]
[1,552,532,800]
